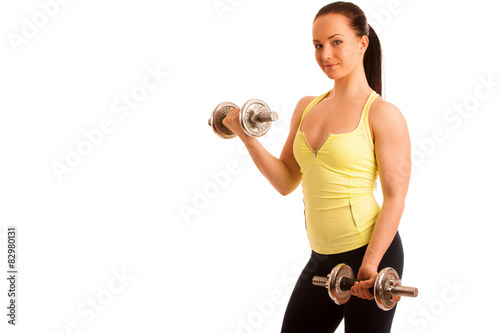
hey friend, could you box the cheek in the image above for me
[341,44,357,59]
[315,51,322,64]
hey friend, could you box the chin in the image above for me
[323,70,342,81]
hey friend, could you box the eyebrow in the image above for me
[313,34,344,43]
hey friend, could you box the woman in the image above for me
[223,2,411,332]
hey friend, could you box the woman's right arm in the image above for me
[222,96,315,196]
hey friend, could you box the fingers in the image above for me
[222,108,237,124]
[351,282,370,300]
[351,277,376,300]
[351,283,361,299]
[222,107,240,132]
[353,283,374,300]
[227,107,240,118]
[361,278,375,300]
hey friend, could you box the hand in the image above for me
[351,265,378,300]
[351,265,402,302]
[221,107,249,139]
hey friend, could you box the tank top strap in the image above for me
[299,91,331,128]
[359,90,380,150]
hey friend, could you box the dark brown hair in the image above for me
[314,2,383,96]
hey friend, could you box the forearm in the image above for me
[240,135,295,195]
[362,197,405,269]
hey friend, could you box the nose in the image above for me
[322,46,332,61]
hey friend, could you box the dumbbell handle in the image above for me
[340,277,375,294]
[208,111,278,127]
[251,111,279,123]
[312,276,418,298]
[312,276,373,293]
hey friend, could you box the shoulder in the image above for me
[370,97,408,131]
[297,95,317,110]
[369,97,409,143]
[290,95,317,123]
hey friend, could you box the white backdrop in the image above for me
[1,0,499,332]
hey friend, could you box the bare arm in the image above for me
[352,99,412,300]
[222,96,315,196]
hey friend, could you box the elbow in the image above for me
[383,194,406,212]
[277,183,293,196]
[278,182,299,196]
[385,193,405,203]
[278,188,291,196]
[276,167,301,196]
[383,187,407,205]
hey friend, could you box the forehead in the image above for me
[312,14,353,39]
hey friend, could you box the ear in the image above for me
[360,35,369,55]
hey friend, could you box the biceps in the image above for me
[280,128,302,178]
[375,121,411,198]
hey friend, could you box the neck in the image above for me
[329,62,372,99]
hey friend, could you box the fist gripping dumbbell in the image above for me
[208,99,279,139]
[312,263,418,311]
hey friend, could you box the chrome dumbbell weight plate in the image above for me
[208,101,239,139]
[240,99,279,137]
[373,267,400,311]
[313,264,418,311]
[328,263,355,305]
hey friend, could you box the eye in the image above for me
[333,40,342,46]
[314,44,323,50]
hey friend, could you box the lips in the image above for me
[325,63,338,69]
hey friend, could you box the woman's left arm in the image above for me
[351,100,412,300]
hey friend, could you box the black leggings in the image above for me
[281,232,404,333]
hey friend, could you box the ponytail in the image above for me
[364,24,383,96]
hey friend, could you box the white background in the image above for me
[0,0,499,332]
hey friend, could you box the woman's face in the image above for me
[312,14,368,80]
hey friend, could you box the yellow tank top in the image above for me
[292,90,380,254]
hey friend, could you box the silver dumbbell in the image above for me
[208,99,279,139]
[312,263,418,311]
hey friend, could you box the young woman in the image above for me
[222,2,411,332]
